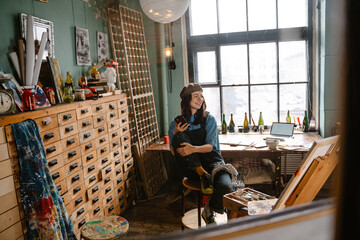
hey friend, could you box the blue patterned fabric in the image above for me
[11,119,76,240]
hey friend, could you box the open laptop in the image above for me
[269,122,295,140]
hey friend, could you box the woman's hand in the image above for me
[176,142,194,156]
[174,122,188,134]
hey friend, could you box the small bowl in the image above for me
[265,139,279,149]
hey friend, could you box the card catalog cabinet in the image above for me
[0,94,135,239]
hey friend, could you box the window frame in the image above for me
[186,0,314,125]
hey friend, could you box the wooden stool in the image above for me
[81,216,129,240]
[181,177,202,230]
[182,208,228,229]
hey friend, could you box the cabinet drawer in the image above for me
[118,106,128,118]
[66,169,84,189]
[120,123,130,135]
[59,122,79,139]
[102,175,113,189]
[115,181,125,197]
[35,115,58,132]
[96,135,109,149]
[84,171,100,189]
[119,115,129,127]
[108,128,120,141]
[79,129,95,144]
[41,128,61,145]
[98,154,111,169]
[0,143,10,161]
[123,158,134,173]
[89,202,103,219]
[0,191,17,215]
[83,162,99,178]
[70,202,88,223]
[76,105,92,120]
[63,146,81,165]
[120,132,131,146]
[86,182,101,200]
[0,159,12,179]
[0,126,6,144]
[110,137,121,151]
[102,182,114,201]
[123,149,132,163]
[64,157,82,176]
[97,144,110,159]
[47,154,64,172]
[104,200,116,216]
[61,134,80,152]
[123,167,134,182]
[58,110,77,126]
[81,150,97,167]
[51,167,66,184]
[0,220,22,239]
[62,191,71,207]
[77,117,93,133]
[106,110,118,122]
[88,194,103,210]
[55,179,67,196]
[121,141,131,153]
[113,157,123,169]
[68,182,86,200]
[117,98,127,109]
[92,103,106,115]
[44,141,62,159]
[101,163,114,180]
[73,212,89,234]
[110,148,122,161]
[103,191,115,207]
[80,139,96,155]
[93,114,106,128]
[106,101,117,111]
[113,166,124,184]
[107,119,119,132]
[94,124,108,138]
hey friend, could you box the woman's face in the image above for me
[189,91,204,113]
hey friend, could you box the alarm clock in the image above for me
[0,89,17,114]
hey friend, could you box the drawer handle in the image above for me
[120,202,125,208]
[124,136,129,141]
[94,206,100,214]
[92,196,99,204]
[124,144,129,149]
[100,137,106,143]
[97,116,104,122]
[44,132,54,139]
[73,186,81,194]
[105,186,111,193]
[98,127,105,133]
[92,186,99,193]
[75,197,83,205]
[105,167,111,174]
[110,113,116,118]
[115,159,121,165]
[78,219,86,228]
[82,121,90,127]
[42,119,52,126]
[105,177,110,184]
[108,205,114,212]
[96,105,103,111]
[119,195,124,202]
[101,147,107,153]
[102,158,108,164]
[46,146,56,153]
[84,133,91,138]
[63,114,72,120]
[120,100,125,105]
[68,151,77,158]
[81,109,88,114]
[118,186,123,193]
[57,185,62,191]
[114,151,119,156]
[77,208,85,216]
[127,162,132,167]
[52,172,60,180]
[67,138,75,145]
[72,175,80,182]
[88,165,95,172]
[112,132,118,137]
[125,153,130,158]
[48,159,58,167]
[121,109,126,114]
[65,126,73,132]
[89,176,96,182]
[111,123,116,128]
[70,162,78,169]
[109,104,115,110]
[122,127,128,131]
[122,118,127,123]
[116,169,122,175]
[85,143,92,150]
[87,154,94,161]
[107,196,112,203]
[113,141,119,147]
[117,178,123,184]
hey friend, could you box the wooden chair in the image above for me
[181,177,202,230]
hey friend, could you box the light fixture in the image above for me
[164,46,173,58]
[139,0,190,23]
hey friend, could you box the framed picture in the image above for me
[20,13,54,59]
[97,31,109,62]
[0,74,23,111]
[47,57,64,103]
[76,27,91,65]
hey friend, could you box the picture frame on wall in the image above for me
[75,27,91,65]
[97,31,109,62]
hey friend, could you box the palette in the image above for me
[224,188,276,208]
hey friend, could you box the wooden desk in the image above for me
[147,131,321,196]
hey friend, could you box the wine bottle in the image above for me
[302,110,309,132]
[222,113,227,134]
[243,112,249,133]
[229,113,235,133]
[286,110,291,123]
[258,112,264,134]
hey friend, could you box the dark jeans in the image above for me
[172,132,233,213]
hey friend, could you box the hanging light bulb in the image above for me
[140,0,190,23]
[164,46,173,58]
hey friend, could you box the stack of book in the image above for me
[87,78,107,93]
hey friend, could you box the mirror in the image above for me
[20,13,55,59]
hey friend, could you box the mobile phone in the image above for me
[175,115,187,125]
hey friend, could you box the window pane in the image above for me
[222,86,249,128]
[218,0,247,33]
[220,45,248,85]
[251,85,277,125]
[190,0,217,36]
[196,51,217,83]
[278,0,307,28]
[279,83,307,123]
[279,41,307,83]
[203,87,221,124]
[249,43,277,84]
[248,0,276,31]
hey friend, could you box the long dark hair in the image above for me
[180,93,207,124]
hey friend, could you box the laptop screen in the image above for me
[270,122,295,137]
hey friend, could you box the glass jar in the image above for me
[75,89,86,101]
[63,86,74,103]
[22,88,36,111]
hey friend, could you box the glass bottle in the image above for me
[91,63,100,79]
[286,110,291,123]
[302,110,309,132]
[65,71,75,93]
[222,113,227,134]
[229,113,235,133]
[243,112,249,133]
[258,112,264,134]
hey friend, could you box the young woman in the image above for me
[168,83,234,225]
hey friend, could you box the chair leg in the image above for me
[197,191,201,227]
[181,186,185,230]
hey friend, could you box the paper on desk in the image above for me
[248,198,278,215]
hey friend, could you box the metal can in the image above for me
[44,87,56,105]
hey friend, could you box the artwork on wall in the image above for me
[47,57,64,103]
[97,31,109,62]
[75,27,91,65]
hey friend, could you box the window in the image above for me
[187,0,312,127]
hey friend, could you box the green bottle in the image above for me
[258,112,264,134]
[243,112,249,133]
[229,113,235,133]
[222,113,227,134]
[302,110,309,132]
[286,110,291,123]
